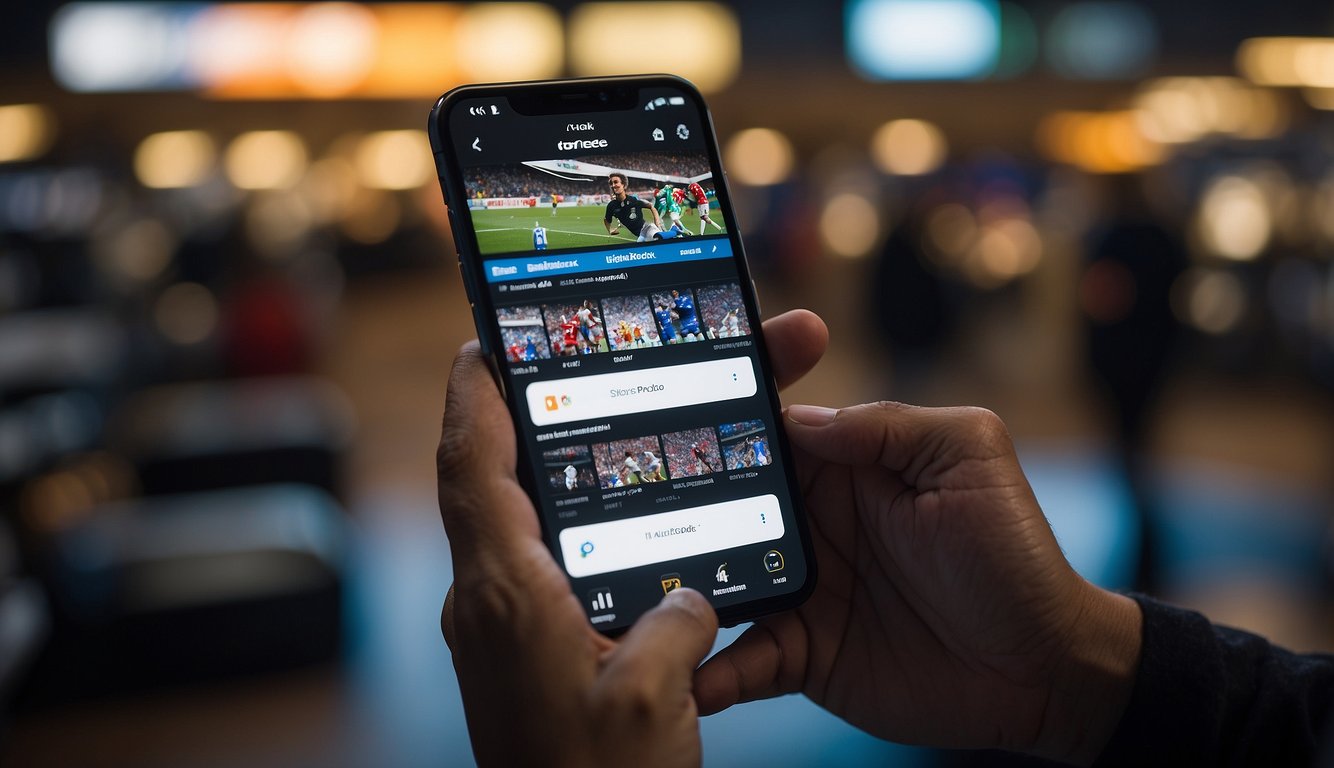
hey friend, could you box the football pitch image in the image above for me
[470,204,730,256]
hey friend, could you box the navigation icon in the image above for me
[676,124,690,140]
[471,137,481,152]
[652,128,665,142]
[763,550,785,573]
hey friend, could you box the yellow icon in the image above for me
[544,395,558,411]
[660,574,682,594]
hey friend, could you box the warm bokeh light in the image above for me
[134,130,216,188]
[1237,37,1334,87]
[1134,77,1288,144]
[285,3,379,96]
[94,218,176,284]
[1304,87,1334,110]
[1172,268,1248,335]
[354,130,433,191]
[870,119,947,175]
[224,131,308,190]
[847,0,1000,80]
[1036,110,1163,173]
[924,203,977,264]
[245,190,314,256]
[569,3,740,93]
[1197,176,1271,262]
[456,3,562,82]
[974,217,1042,281]
[819,192,881,259]
[154,282,219,344]
[301,156,361,224]
[0,104,56,163]
[724,129,795,187]
[341,188,401,244]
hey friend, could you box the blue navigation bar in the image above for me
[482,238,732,283]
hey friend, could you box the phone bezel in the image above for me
[428,75,817,632]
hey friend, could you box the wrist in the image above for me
[1033,584,1143,766]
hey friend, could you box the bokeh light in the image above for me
[457,3,563,82]
[871,119,948,176]
[154,282,219,344]
[847,0,1000,80]
[1172,268,1248,335]
[569,3,739,93]
[819,192,882,259]
[0,104,56,163]
[1238,37,1334,88]
[1046,2,1158,80]
[354,130,433,191]
[134,130,216,189]
[1037,110,1164,173]
[224,131,308,190]
[724,129,795,187]
[1197,175,1272,262]
[285,3,379,96]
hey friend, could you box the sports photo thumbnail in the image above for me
[696,282,751,339]
[719,419,772,470]
[650,288,706,345]
[662,427,723,479]
[541,444,597,494]
[543,299,609,356]
[601,294,662,351]
[496,305,551,363]
[463,151,728,256]
[592,435,666,488]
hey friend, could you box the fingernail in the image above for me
[787,404,838,426]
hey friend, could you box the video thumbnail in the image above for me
[661,427,723,479]
[541,444,597,493]
[719,420,772,470]
[543,298,609,356]
[463,151,728,256]
[496,305,551,363]
[650,288,706,344]
[696,282,751,339]
[600,294,662,351]
[592,435,667,488]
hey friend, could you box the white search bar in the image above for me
[524,357,756,427]
[559,494,783,578]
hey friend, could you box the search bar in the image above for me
[559,494,783,578]
[524,356,756,427]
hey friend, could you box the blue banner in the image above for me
[482,238,732,283]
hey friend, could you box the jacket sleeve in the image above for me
[1095,594,1334,766]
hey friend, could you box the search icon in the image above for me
[580,541,595,558]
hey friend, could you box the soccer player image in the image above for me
[719,419,771,470]
[688,181,722,234]
[653,181,690,237]
[532,222,548,250]
[696,282,752,339]
[543,299,608,355]
[604,173,664,241]
[600,294,661,351]
[641,449,665,482]
[550,192,558,216]
[495,306,551,363]
[541,445,596,493]
[660,427,723,480]
[649,289,704,344]
[671,288,703,339]
[592,435,664,489]
[652,300,678,344]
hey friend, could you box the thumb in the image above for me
[602,588,718,696]
[784,402,1018,490]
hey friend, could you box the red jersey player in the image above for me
[688,182,722,234]
[559,315,579,356]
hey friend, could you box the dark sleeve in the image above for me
[603,202,614,223]
[1096,594,1334,766]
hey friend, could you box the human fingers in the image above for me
[759,309,829,391]
[602,589,718,698]
[692,614,808,715]
[437,341,539,558]
[441,583,457,651]
[784,402,1019,490]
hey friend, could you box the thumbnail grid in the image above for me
[543,419,773,494]
[496,281,751,363]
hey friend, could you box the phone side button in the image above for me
[446,207,465,255]
[457,259,478,305]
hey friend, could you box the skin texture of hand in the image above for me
[692,402,1144,766]
[437,309,829,767]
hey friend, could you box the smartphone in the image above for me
[428,75,815,633]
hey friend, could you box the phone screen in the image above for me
[435,80,811,632]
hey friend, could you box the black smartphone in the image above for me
[428,75,815,633]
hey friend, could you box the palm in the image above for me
[752,439,1081,750]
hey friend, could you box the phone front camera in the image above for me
[597,92,609,103]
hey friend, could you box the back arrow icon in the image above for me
[472,137,481,152]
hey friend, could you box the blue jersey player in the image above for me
[533,222,548,250]
[654,303,677,343]
[671,289,700,338]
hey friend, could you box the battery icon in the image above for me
[668,96,685,105]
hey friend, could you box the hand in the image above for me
[694,403,1143,765]
[437,310,829,767]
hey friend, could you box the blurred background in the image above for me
[2,1,1334,765]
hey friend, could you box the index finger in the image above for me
[760,309,828,391]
